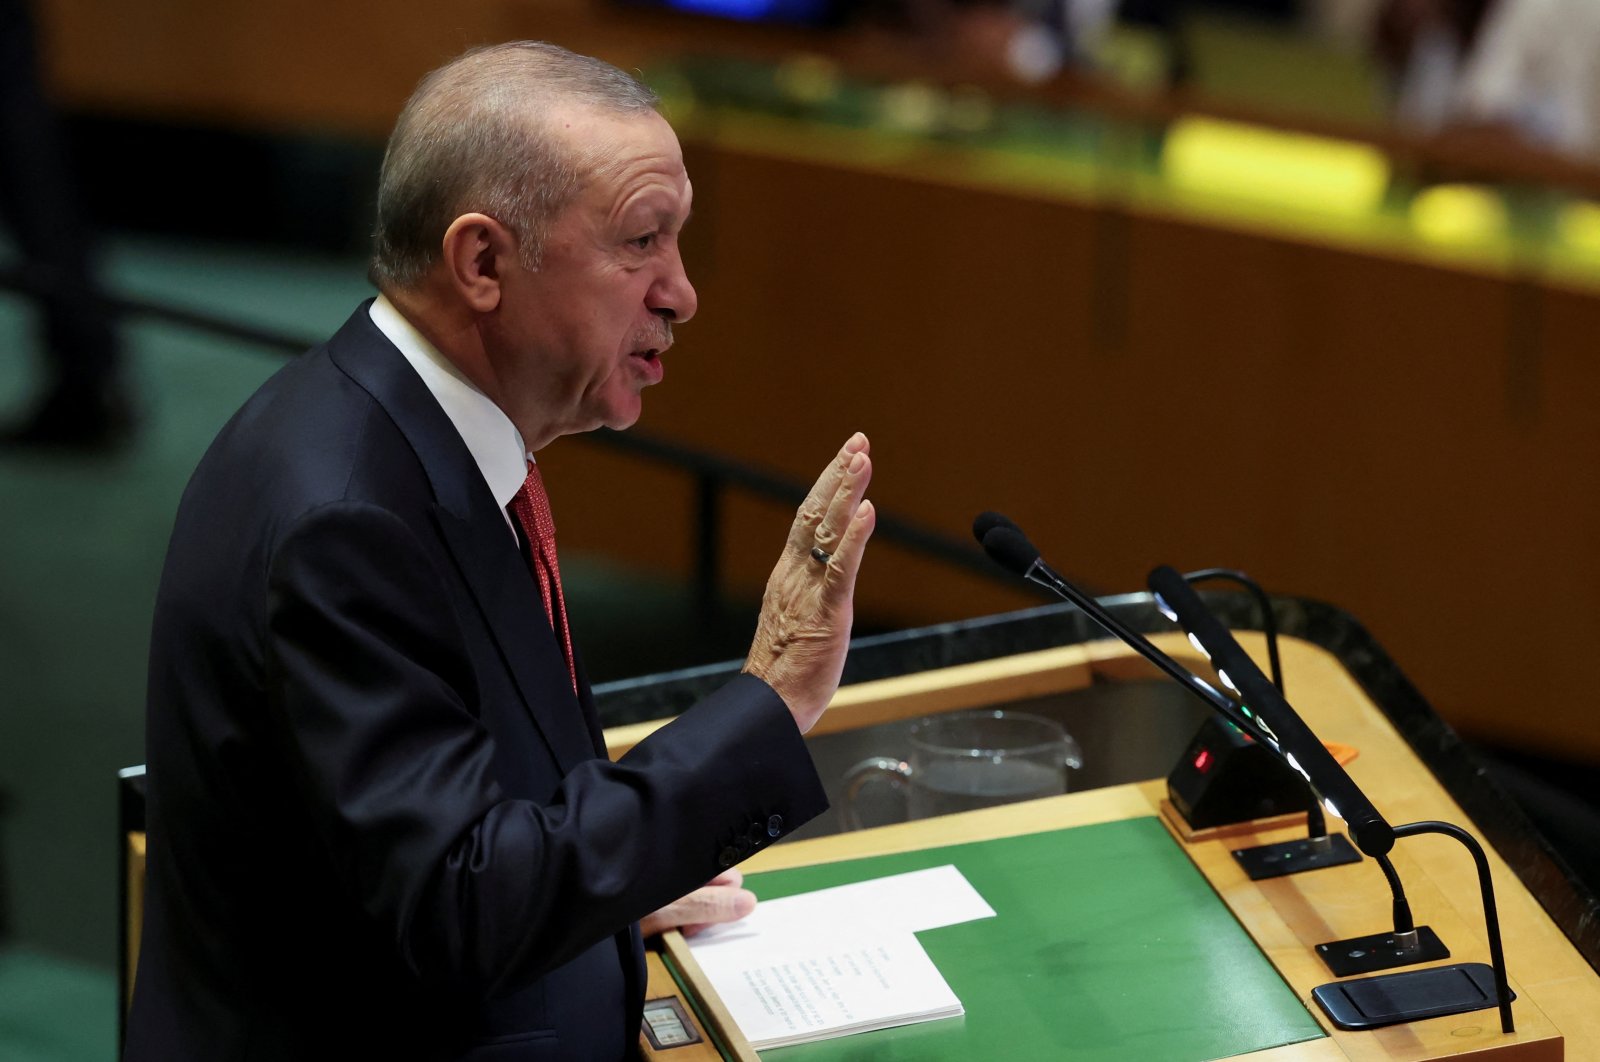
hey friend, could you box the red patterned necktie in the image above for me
[509,462,577,693]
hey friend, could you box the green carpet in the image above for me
[0,948,116,1062]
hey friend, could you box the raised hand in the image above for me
[743,433,876,733]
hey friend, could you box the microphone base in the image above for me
[1316,925,1450,977]
[1312,962,1511,1030]
[1232,832,1363,881]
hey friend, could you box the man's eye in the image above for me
[629,233,655,250]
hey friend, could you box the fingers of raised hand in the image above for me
[826,497,876,586]
[789,433,869,555]
[812,450,871,558]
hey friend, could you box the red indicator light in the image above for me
[1193,748,1213,773]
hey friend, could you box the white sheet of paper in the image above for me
[684,865,988,1048]
[690,926,963,1049]
[691,864,995,947]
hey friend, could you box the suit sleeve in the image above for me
[264,500,827,999]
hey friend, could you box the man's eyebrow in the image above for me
[615,193,691,232]
[646,203,691,229]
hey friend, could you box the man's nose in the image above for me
[649,246,697,325]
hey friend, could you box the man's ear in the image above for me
[440,213,513,313]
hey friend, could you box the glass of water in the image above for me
[842,710,1083,829]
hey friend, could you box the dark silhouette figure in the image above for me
[1,0,130,450]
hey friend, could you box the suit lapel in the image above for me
[325,304,598,777]
[432,508,598,776]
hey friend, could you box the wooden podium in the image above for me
[602,601,1600,1061]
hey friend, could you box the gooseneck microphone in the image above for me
[972,512,1281,755]
[1146,565,1394,857]
[976,513,1352,846]
[972,513,1512,1032]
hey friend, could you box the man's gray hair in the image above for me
[370,41,659,290]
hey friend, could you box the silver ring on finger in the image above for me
[810,545,832,565]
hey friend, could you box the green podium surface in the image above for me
[740,817,1324,1061]
[641,636,1594,1060]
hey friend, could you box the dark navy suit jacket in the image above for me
[125,304,827,1060]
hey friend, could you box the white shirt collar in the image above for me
[368,295,530,530]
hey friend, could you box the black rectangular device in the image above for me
[1312,962,1513,1030]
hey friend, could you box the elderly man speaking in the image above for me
[126,42,875,1061]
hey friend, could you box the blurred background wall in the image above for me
[4,0,1600,1056]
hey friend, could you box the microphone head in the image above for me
[971,511,1022,546]
[980,525,1041,577]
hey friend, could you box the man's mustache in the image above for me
[636,319,673,353]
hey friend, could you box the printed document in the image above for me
[686,865,993,1048]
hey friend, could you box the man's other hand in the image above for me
[640,869,756,938]
[743,432,876,733]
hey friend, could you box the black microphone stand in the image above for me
[1151,565,1514,1032]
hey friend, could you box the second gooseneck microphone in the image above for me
[972,512,1278,751]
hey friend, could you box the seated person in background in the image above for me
[1376,0,1600,163]
[126,41,876,1061]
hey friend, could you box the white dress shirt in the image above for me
[368,295,528,540]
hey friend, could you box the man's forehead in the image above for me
[545,102,684,181]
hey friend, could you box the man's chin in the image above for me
[601,404,644,433]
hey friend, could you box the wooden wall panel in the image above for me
[553,154,1600,759]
